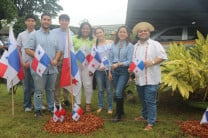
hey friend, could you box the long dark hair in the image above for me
[77,22,93,40]
[114,25,131,46]
[95,27,105,47]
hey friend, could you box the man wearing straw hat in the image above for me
[130,22,167,130]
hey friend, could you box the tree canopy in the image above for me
[0,0,63,34]
[0,0,17,28]
[13,0,63,17]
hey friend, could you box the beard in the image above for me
[139,37,149,42]
[42,25,50,30]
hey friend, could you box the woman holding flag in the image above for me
[93,27,114,114]
[72,22,94,112]
[109,26,134,122]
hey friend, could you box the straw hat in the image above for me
[132,22,155,34]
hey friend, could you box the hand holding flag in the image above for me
[31,44,50,76]
[129,59,145,74]
[99,56,109,70]
[75,45,91,67]
[88,46,102,73]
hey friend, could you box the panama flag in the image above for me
[75,45,91,66]
[0,50,24,89]
[0,50,9,79]
[8,66,25,89]
[7,26,24,90]
[129,59,145,74]
[31,45,51,76]
[200,107,208,124]
[60,36,81,96]
[53,103,66,122]
[88,46,102,73]
[99,56,109,70]
[72,103,84,121]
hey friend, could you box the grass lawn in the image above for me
[0,82,205,138]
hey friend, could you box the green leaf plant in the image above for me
[160,31,208,100]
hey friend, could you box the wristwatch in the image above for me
[151,60,155,65]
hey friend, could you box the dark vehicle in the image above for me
[0,35,8,57]
[0,35,9,47]
[151,26,200,49]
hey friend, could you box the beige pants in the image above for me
[75,64,93,105]
[54,55,70,105]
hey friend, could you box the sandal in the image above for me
[96,108,102,113]
[134,116,146,121]
[144,124,153,131]
[107,110,113,114]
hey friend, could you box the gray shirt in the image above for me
[25,28,61,74]
[52,28,73,52]
[17,29,35,63]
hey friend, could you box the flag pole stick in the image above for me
[67,28,74,112]
[11,81,14,116]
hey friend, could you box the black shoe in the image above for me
[49,106,55,114]
[34,110,42,118]
[112,115,121,123]
[63,100,70,106]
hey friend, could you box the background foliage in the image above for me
[0,0,63,35]
[160,31,208,100]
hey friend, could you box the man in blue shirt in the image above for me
[52,14,73,107]
[25,13,61,117]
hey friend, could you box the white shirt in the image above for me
[0,40,3,46]
[17,29,35,63]
[96,43,112,70]
[133,39,167,86]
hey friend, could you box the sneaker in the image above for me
[42,105,46,110]
[34,110,42,118]
[96,108,102,113]
[25,107,32,112]
[50,107,54,114]
[107,110,113,114]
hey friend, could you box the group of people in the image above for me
[17,13,167,131]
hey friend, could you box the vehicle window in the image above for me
[156,28,182,42]
[0,36,8,46]
[188,27,197,40]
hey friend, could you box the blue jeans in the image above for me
[136,85,159,125]
[112,67,129,99]
[31,69,57,111]
[23,68,34,109]
[95,70,113,110]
